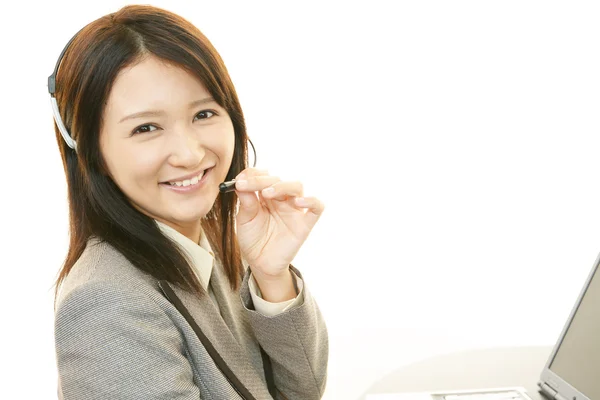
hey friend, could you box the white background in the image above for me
[1,1,600,399]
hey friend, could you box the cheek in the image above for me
[225,131,236,162]
[104,143,163,191]
[209,122,236,163]
[223,121,236,161]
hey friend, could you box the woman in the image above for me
[50,4,328,399]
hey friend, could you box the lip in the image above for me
[160,167,212,193]
[161,166,214,184]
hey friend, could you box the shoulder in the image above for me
[54,237,179,349]
[53,241,197,399]
[56,237,159,311]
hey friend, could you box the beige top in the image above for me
[155,220,303,317]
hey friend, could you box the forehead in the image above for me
[104,56,210,118]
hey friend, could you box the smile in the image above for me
[160,167,212,192]
[167,170,205,187]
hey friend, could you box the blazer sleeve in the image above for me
[54,280,201,400]
[239,265,329,400]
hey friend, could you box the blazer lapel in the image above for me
[158,277,271,399]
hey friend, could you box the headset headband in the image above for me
[48,27,86,151]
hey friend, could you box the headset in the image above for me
[47,27,85,151]
[47,27,257,168]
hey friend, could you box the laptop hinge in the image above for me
[540,382,567,400]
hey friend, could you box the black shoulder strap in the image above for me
[158,281,258,400]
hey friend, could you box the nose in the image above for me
[167,127,205,168]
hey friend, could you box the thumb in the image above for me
[237,191,259,215]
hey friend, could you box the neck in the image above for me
[157,218,202,244]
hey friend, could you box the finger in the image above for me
[261,181,304,201]
[235,168,269,181]
[235,175,281,192]
[293,196,325,226]
[237,192,260,220]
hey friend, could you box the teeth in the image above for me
[168,170,205,187]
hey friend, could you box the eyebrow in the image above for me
[118,97,217,123]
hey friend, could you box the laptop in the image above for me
[367,251,600,400]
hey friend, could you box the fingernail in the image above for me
[263,187,275,195]
[295,197,308,206]
[237,173,247,180]
[236,180,248,189]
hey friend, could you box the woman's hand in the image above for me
[234,168,325,285]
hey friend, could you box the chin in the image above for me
[172,210,207,223]
[179,203,215,220]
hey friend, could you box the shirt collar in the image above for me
[155,220,215,291]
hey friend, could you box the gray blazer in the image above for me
[54,237,328,399]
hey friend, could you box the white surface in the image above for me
[367,387,530,400]
[3,1,600,399]
[367,395,435,400]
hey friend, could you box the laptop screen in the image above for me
[548,262,600,400]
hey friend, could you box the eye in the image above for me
[131,124,158,135]
[194,109,216,121]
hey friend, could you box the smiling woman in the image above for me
[49,4,327,400]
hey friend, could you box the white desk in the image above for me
[360,346,553,400]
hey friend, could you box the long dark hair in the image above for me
[52,4,249,300]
